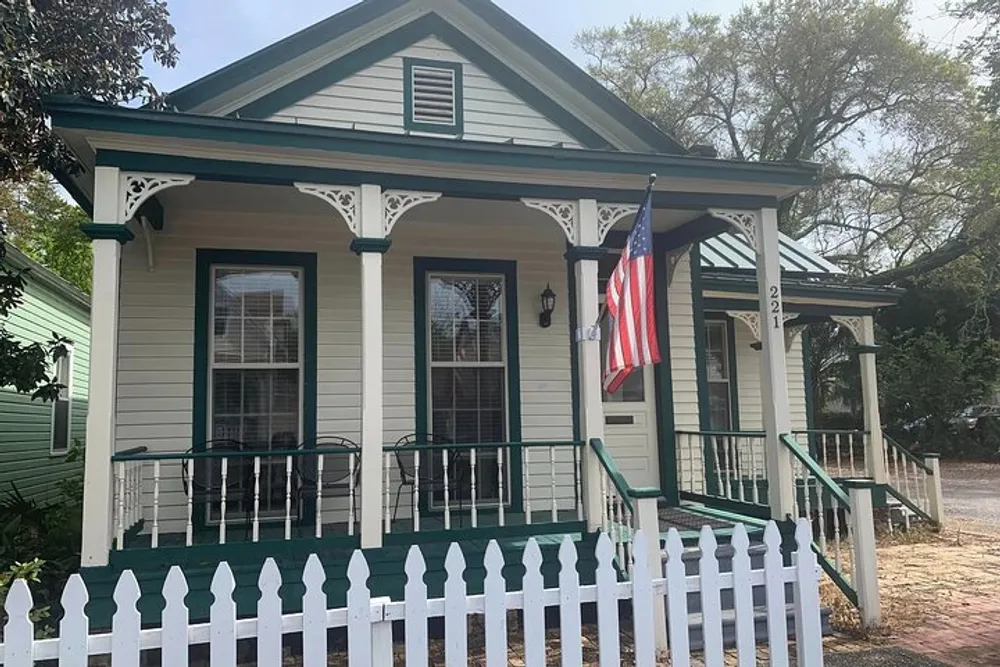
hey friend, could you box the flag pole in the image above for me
[592,173,657,328]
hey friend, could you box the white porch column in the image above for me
[358,184,386,548]
[80,167,124,567]
[575,200,606,530]
[710,208,794,518]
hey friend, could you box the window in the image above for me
[194,250,316,523]
[705,320,734,430]
[599,308,645,402]
[404,58,464,135]
[428,274,507,504]
[50,345,74,454]
[209,266,303,452]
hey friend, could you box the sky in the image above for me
[146,0,972,94]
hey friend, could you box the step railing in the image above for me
[781,433,884,627]
[381,440,585,534]
[675,430,769,509]
[882,432,936,526]
[792,429,869,479]
[589,438,637,577]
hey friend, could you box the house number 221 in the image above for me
[769,285,781,329]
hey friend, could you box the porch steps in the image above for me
[78,532,602,629]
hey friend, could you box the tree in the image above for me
[575,0,988,282]
[1,0,177,181]
[955,0,1000,114]
[0,175,91,292]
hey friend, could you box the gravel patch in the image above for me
[826,647,949,667]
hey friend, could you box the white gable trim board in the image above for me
[269,37,585,148]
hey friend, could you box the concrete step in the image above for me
[686,603,834,651]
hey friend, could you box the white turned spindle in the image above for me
[185,458,194,546]
[497,446,505,527]
[574,445,583,520]
[832,497,844,573]
[219,457,228,545]
[384,452,392,534]
[116,460,125,549]
[284,455,292,540]
[442,449,451,530]
[550,445,558,523]
[412,452,420,533]
[152,460,161,549]
[316,454,324,539]
[349,451,357,536]
[847,434,857,477]
[252,457,261,542]
[470,448,478,528]
[524,446,532,525]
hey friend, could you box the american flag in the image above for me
[603,189,660,394]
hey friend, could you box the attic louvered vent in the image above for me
[404,58,463,134]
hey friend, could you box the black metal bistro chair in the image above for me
[181,439,253,538]
[391,433,467,522]
[295,435,361,534]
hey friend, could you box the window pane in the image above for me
[52,401,70,452]
[708,383,732,430]
[599,310,645,402]
[212,268,300,364]
[706,322,729,381]
[211,369,300,448]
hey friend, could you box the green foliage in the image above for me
[0,0,177,181]
[0,445,83,629]
[0,174,91,292]
[576,0,988,283]
[955,0,1000,114]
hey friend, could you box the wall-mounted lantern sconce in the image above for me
[539,284,556,328]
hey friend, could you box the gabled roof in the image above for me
[2,245,90,312]
[163,0,689,154]
[701,232,845,276]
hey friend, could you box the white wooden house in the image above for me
[48,0,942,631]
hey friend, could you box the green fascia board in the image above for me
[96,150,787,211]
[402,57,464,136]
[1,244,90,312]
[456,0,687,154]
[46,100,820,189]
[165,0,409,111]
[239,14,605,149]
[412,256,524,511]
[700,272,904,305]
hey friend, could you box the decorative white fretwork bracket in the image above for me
[831,315,865,344]
[521,199,579,245]
[119,172,195,224]
[596,204,640,245]
[295,184,361,234]
[707,209,760,252]
[728,311,800,344]
[382,190,442,236]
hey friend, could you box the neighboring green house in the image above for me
[0,245,89,502]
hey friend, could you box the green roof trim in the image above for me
[700,272,904,305]
[165,0,409,111]
[1,245,90,312]
[80,223,134,245]
[48,100,820,189]
[700,232,845,276]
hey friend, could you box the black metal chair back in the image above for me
[181,439,245,498]
[297,435,360,489]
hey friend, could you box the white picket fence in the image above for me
[0,520,824,667]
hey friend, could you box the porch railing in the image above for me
[882,432,934,527]
[380,440,585,535]
[589,438,636,576]
[675,430,769,508]
[792,429,869,479]
[781,434,859,606]
[110,446,361,549]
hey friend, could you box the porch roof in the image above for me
[701,231,844,277]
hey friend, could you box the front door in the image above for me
[600,308,660,489]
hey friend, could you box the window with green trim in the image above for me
[404,57,464,135]
[705,320,734,429]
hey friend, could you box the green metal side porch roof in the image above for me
[701,231,845,277]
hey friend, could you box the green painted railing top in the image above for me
[779,433,852,509]
[383,440,585,453]
[588,438,665,514]
[882,432,933,474]
[110,446,361,462]
[792,429,869,436]
[675,429,766,438]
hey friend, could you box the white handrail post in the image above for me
[371,596,393,667]
[857,317,887,483]
[845,479,881,629]
[923,454,945,526]
[632,494,668,655]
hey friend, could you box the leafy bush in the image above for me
[0,444,83,629]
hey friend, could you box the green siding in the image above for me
[0,274,89,503]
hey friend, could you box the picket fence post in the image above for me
[632,495,668,655]
[371,596,393,667]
